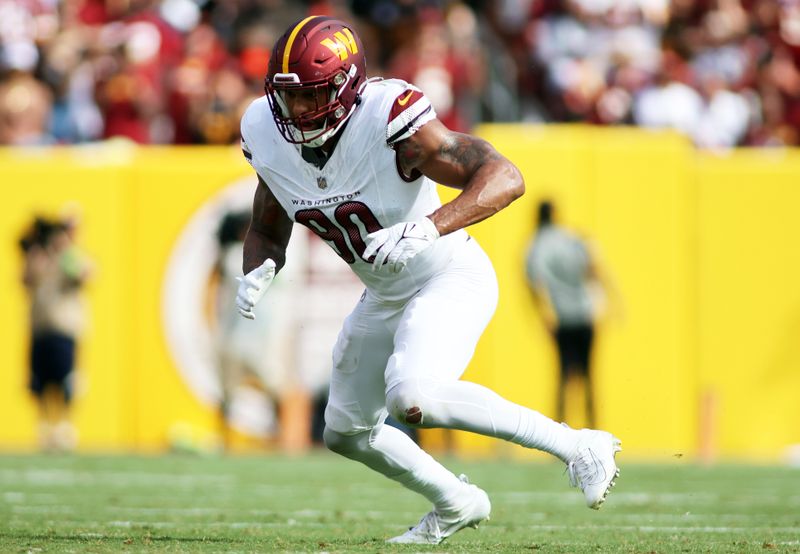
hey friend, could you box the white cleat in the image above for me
[567,429,622,509]
[387,474,491,544]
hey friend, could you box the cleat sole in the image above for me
[592,441,622,510]
[468,514,490,530]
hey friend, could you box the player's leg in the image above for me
[383,240,620,507]
[385,240,580,460]
[322,294,487,543]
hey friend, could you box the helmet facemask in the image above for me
[267,65,358,148]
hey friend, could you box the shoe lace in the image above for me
[405,511,442,541]
[567,461,579,488]
[402,474,473,540]
[567,447,605,488]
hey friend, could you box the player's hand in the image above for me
[236,258,276,320]
[363,217,440,273]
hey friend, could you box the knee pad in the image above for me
[322,426,349,455]
[386,379,427,427]
[323,426,369,458]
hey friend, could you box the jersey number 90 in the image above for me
[295,201,382,264]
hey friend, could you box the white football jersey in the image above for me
[240,78,469,302]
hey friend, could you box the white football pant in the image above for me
[323,238,580,512]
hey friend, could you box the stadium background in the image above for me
[2,0,800,464]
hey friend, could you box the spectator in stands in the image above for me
[633,48,705,138]
[0,71,54,144]
[39,28,104,143]
[387,5,484,132]
[2,0,800,148]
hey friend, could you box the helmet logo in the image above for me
[320,29,359,61]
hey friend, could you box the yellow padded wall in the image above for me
[2,136,798,461]
[128,148,255,450]
[432,126,697,460]
[0,147,136,450]
[696,150,800,461]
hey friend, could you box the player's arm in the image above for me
[396,118,525,236]
[237,175,293,320]
[243,175,293,274]
[363,109,523,272]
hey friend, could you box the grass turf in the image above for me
[0,452,798,553]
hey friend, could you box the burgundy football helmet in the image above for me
[266,16,367,147]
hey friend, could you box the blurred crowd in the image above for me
[1,0,798,148]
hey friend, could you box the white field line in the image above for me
[10,505,800,532]
[497,491,719,502]
[496,491,800,506]
[2,492,58,503]
[24,519,441,531]
[517,524,800,534]
[30,520,800,534]
[107,520,330,529]
[11,505,75,514]
[612,513,796,524]
[7,506,428,520]
[0,469,411,492]
[497,491,722,501]
[249,485,304,494]
[106,507,221,515]
[105,507,402,519]
[0,469,233,487]
[9,505,793,527]
[9,489,796,513]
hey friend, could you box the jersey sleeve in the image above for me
[239,97,265,168]
[386,86,436,147]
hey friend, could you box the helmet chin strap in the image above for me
[289,125,332,148]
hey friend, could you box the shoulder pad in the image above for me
[386,87,435,147]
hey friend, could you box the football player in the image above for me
[237,15,621,544]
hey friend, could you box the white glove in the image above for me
[236,258,276,320]
[363,217,440,273]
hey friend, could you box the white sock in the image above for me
[389,378,580,462]
[508,404,579,462]
[325,424,470,513]
[370,424,471,512]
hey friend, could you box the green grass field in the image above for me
[0,452,798,553]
